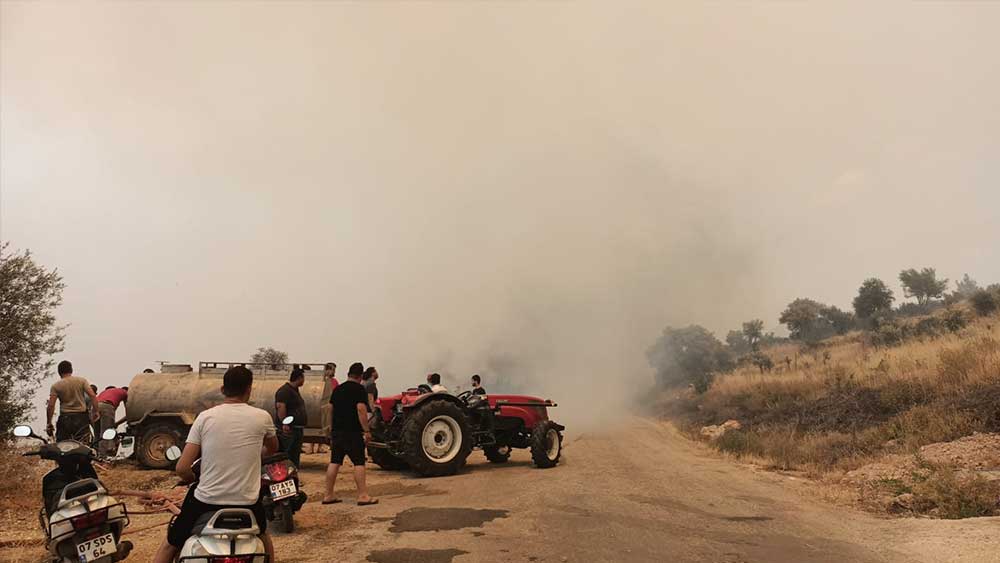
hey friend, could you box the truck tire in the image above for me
[401,400,472,477]
[484,445,511,463]
[137,422,183,469]
[530,421,562,469]
[368,446,409,470]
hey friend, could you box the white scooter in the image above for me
[14,425,133,562]
[165,445,270,563]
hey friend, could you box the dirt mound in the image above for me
[843,433,1000,517]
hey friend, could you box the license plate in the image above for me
[269,480,297,500]
[77,533,116,562]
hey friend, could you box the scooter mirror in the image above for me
[281,416,294,425]
[101,428,118,441]
[165,446,182,461]
[12,425,32,438]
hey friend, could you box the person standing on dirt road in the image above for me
[95,386,128,455]
[322,362,378,506]
[310,362,338,455]
[46,361,98,442]
[471,374,486,395]
[275,367,307,467]
[363,366,379,412]
[152,365,278,563]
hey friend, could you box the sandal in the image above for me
[321,499,343,505]
[357,498,379,506]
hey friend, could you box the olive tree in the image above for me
[899,268,949,306]
[853,278,895,319]
[647,325,732,393]
[250,347,289,370]
[0,242,66,437]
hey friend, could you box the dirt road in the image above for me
[8,418,999,562]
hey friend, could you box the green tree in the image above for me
[250,347,289,370]
[853,278,895,319]
[954,274,980,299]
[742,319,765,351]
[899,268,949,306]
[647,325,732,393]
[821,306,855,335]
[725,330,749,356]
[0,242,66,437]
[779,298,827,342]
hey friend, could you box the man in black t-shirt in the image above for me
[322,362,378,506]
[471,374,486,395]
[275,368,307,467]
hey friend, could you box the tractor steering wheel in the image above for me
[457,390,473,402]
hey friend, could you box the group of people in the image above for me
[46,360,129,455]
[47,358,488,562]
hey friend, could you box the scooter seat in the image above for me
[189,512,215,537]
[262,453,288,465]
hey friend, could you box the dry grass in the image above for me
[662,310,1000,517]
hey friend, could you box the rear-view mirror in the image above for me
[12,425,31,438]
[101,428,118,441]
[165,445,182,461]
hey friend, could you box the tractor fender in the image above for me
[402,392,465,410]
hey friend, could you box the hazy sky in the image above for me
[3,2,999,427]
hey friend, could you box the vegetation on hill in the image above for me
[650,268,1000,519]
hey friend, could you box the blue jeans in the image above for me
[279,427,304,467]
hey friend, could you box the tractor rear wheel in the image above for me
[368,446,409,470]
[530,421,562,468]
[484,445,511,463]
[401,400,472,477]
[137,422,183,469]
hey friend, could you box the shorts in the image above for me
[329,431,365,466]
[167,486,267,548]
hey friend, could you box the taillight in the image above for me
[210,557,254,563]
[70,507,108,531]
[265,462,288,482]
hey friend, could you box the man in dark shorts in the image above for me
[152,366,278,563]
[275,367,307,467]
[322,362,378,506]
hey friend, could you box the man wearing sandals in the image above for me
[322,362,378,506]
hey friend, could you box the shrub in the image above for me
[971,290,999,317]
[942,308,969,333]
[911,465,1000,519]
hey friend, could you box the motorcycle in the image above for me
[164,416,297,563]
[262,417,306,534]
[13,425,133,563]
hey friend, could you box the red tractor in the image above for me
[367,387,565,477]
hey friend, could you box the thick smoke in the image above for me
[4,3,999,429]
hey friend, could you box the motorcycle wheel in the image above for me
[276,502,295,534]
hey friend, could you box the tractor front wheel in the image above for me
[484,445,511,464]
[368,446,409,470]
[530,421,563,468]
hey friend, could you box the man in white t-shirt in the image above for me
[427,372,448,393]
[152,366,279,563]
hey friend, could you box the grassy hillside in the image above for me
[661,307,1000,518]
